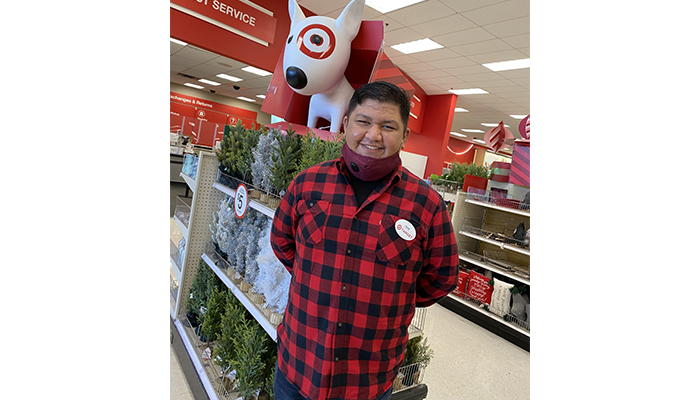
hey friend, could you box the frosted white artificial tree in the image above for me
[241,212,268,285]
[251,128,280,193]
[210,196,241,262]
[254,219,291,314]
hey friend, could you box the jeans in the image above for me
[273,364,393,400]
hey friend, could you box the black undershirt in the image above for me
[347,171,391,207]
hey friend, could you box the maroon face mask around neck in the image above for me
[341,142,401,182]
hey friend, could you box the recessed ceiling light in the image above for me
[391,38,443,55]
[184,83,204,89]
[482,58,530,72]
[473,139,486,144]
[366,0,425,13]
[256,95,266,99]
[449,88,489,95]
[454,107,469,112]
[450,132,467,137]
[461,129,484,133]
[237,97,256,102]
[242,66,272,76]
[216,74,243,82]
[170,38,187,46]
[482,123,510,127]
[510,114,528,119]
[198,79,221,86]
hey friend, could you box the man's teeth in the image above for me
[364,144,380,150]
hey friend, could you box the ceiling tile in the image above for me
[171,55,202,70]
[297,0,350,16]
[500,33,529,48]
[409,48,461,62]
[424,76,465,85]
[432,27,498,47]
[439,0,510,13]
[442,64,490,76]
[459,72,503,83]
[385,1,455,26]
[370,14,405,32]
[460,0,529,26]
[412,14,477,38]
[482,16,529,37]
[497,68,530,79]
[451,39,514,57]
[400,62,438,73]
[173,46,219,62]
[467,49,528,64]
[388,54,423,65]
[427,57,478,70]
[383,27,425,46]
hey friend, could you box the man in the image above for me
[271,81,459,400]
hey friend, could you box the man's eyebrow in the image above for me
[353,113,399,126]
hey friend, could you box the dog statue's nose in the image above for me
[285,66,307,90]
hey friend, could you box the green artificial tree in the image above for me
[199,288,228,345]
[235,124,263,183]
[213,292,251,389]
[217,120,247,180]
[295,129,326,176]
[231,323,270,400]
[323,132,345,162]
[269,125,302,195]
[401,335,434,386]
[187,259,227,323]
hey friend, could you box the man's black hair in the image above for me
[347,81,411,131]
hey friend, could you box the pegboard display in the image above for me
[174,151,225,317]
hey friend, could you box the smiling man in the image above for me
[270,81,459,400]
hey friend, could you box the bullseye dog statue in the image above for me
[283,0,365,133]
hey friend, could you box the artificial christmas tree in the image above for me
[235,124,262,184]
[217,120,247,182]
[269,125,302,205]
[187,259,227,322]
[199,288,228,345]
[231,322,271,400]
[251,128,280,203]
[254,219,291,316]
[213,292,251,391]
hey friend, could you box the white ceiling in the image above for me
[170,0,529,149]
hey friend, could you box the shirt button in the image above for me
[347,249,351,254]
[335,357,339,362]
[342,285,347,291]
[309,202,314,206]
[338,322,343,327]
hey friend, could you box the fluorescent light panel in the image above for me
[461,129,484,133]
[482,123,510,127]
[449,88,488,95]
[198,79,221,86]
[184,83,204,89]
[454,107,469,112]
[482,58,530,72]
[237,97,256,102]
[216,73,242,82]
[391,38,443,55]
[256,95,266,99]
[242,66,272,76]
[170,38,187,46]
[510,114,528,119]
[450,132,467,137]
[366,0,425,13]
[473,139,486,144]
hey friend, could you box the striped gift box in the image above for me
[490,161,511,182]
[509,143,530,187]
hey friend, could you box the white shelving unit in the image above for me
[172,156,431,399]
[442,188,531,351]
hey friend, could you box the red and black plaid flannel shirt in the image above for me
[271,157,459,400]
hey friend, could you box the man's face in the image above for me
[343,99,410,159]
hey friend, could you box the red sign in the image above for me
[466,270,493,304]
[170,0,277,45]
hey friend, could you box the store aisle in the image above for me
[171,345,196,400]
[421,303,529,400]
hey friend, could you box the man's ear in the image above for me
[342,115,348,134]
[402,128,411,149]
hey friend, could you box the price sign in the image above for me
[234,183,248,219]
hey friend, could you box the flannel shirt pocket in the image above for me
[375,214,423,269]
[295,199,329,245]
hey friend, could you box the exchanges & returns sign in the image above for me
[171,0,277,45]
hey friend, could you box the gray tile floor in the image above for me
[169,182,530,400]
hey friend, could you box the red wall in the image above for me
[444,138,476,165]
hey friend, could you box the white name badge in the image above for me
[395,219,417,241]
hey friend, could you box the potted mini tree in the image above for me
[269,125,302,208]
[232,323,270,400]
[461,162,490,192]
